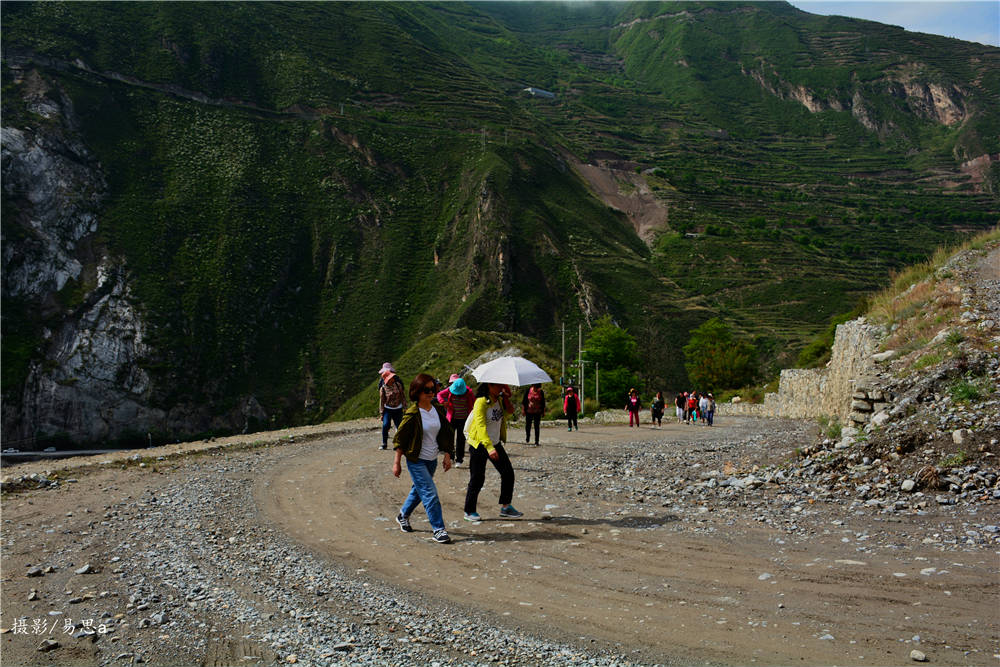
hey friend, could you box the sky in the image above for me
[788,1,1000,47]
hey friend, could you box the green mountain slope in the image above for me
[2,1,997,442]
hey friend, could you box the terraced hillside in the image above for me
[1,1,997,446]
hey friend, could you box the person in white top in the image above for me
[391,373,455,544]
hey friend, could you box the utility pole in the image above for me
[596,362,600,407]
[561,322,565,384]
[578,324,584,416]
[578,359,593,417]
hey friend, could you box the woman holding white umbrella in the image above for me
[463,356,551,521]
[464,381,521,521]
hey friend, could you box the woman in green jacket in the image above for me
[392,373,455,544]
[463,382,522,521]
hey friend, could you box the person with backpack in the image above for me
[563,385,580,431]
[698,393,710,427]
[436,374,476,466]
[392,373,455,544]
[463,382,521,521]
[650,391,665,427]
[625,388,642,427]
[686,392,698,424]
[674,392,686,423]
[521,383,546,446]
[705,393,716,426]
[378,362,407,450]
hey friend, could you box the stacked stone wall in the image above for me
[717,319,885,421]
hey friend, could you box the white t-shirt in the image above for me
[418,406,441,461]
[484,399,505,446]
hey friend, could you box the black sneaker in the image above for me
[432,529,451,544]
[499,505,523,519]
[380,444,387,450]
[396,514,413,533]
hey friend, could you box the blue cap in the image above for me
[449,378,467,395]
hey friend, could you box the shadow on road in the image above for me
[545,513,680,529]
[448,513,679,543]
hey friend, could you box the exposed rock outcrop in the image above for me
[1,66,160,447]
[742,62,969,134]
[1,78,102,301]
[13,261,158,444]
[3,66,271,448]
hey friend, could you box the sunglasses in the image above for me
[422,386,436,394]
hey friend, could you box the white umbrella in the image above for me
[471,356,552,387]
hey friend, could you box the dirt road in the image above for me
[2,418,996,666]
[261,421,997,665]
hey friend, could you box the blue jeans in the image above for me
[401,458,445,532]
[382,407,402,446]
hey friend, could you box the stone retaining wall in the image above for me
[717,318,885,422]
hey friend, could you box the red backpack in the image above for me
[526,388,543,414]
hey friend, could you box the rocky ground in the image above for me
[1,412,997,667]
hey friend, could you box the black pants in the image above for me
[465,443,514,514]
[450,417,467,463]
[524,413,541,444]
[652,410,663,425]
[566,411,578,429]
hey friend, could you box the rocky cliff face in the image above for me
[2,67,156,447]
[13,261,157,444]
[1,73,102,301]
[743,61,969,137]
[2,66,277,449]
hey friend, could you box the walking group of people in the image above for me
[623,389,715,427]
[378,362,526,545]
[379,359,718,544]
[675,390,715,426]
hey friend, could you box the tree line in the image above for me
[579,315,759,406]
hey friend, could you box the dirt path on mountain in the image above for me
[259,421,997,666]
[2,417,996,666]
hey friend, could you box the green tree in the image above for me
[683,318,758,390]
[583,315,637,368]
[583,315,639,406]
[598,367,640,408]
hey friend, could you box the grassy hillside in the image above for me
[2,1,997,440]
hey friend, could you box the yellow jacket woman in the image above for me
[465,390,512,455]
[463,382,523,521]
